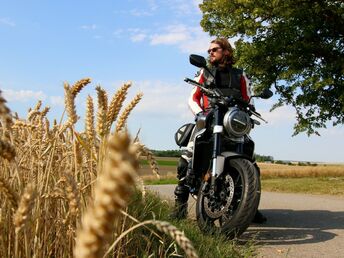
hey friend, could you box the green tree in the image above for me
[200,0,344,135]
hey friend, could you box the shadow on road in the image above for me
[240,209,344,245]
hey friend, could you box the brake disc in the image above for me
[204,174,235,219]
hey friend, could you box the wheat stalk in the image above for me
[74,132,139,258]
[115,92,143,133]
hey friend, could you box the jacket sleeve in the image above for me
[240,71,252,103]
[188,69,205,115]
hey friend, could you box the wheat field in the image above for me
[0,80,198,258]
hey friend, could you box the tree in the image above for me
[200,0,344,135]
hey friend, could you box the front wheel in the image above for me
[196,158,260,239]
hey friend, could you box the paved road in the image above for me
[147,185,344,258]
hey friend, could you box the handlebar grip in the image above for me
[184,78,200,85]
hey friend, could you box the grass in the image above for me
[140,159,178,166]
[262,176,344,195]
[127,190,257,258]
[144,177,178,185]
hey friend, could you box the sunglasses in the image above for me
[207,47,222,54]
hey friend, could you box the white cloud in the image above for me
[319,125,344,137]
[257,105,296,126]
[113,29,124,38]
[150,24,189,45]
[147,0,158,11]
[81,24,97,30]
[128,80,193,120]
[2,89,46,102]
[131,33,147,42]
[129,9,153,17]
[49,96,64,107]
[0,17,15,27]
[149,24,212,53]
[165,0,202,16]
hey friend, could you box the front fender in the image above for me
[221,151,254,162]
[214,151,254,177]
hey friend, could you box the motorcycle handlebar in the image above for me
[184,77,268,123]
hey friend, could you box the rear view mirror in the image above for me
[258,88,273,99]
[189,54,207,68]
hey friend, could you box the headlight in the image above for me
[223,107,252,137]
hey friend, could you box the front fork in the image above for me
[211,107,224,186]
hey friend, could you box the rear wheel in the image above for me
[196,158,260,239]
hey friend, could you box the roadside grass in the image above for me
[127,189,256,257]
[144,177,178,185]
[262,177,344,195]
[140,159,178,166]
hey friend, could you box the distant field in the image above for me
[259,162,344,178]
[140,157,344,178]
[141,157,344,195]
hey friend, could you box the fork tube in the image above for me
[211,106,223,183]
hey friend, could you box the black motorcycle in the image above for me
[175,54,273,238]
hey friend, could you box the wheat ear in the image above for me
[85,95,95,144]
[0,139,16,161]
[13,183,37,233]
[74,132,139,258]
[106,82,132,131]
[12,120,37,130]
[152,220,198,258]
[0,91,13,129]
[115,92,143,133]
[64,173,80,217]
[104,220,198,258]
[40,106,50,117]
[0,177,18,209]
[64,83,78,125]
[71,78,92,97]
[96,86,108,137]
[33,100,42,111]
[134,142,160,179]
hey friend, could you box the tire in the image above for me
[196,158,260,239]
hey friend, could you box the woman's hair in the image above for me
[210,38,235,68]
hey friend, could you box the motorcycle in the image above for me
[174,54,273,238]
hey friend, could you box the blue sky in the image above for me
[1,0,343,163]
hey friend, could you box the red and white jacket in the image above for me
[188,68,252,115]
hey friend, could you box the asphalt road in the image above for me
[147,184,344,258]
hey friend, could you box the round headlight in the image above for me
[223,107,252,137]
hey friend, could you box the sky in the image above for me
[1,0,343,163]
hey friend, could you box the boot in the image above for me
[170,184,189,220]
[185,162,196,188]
